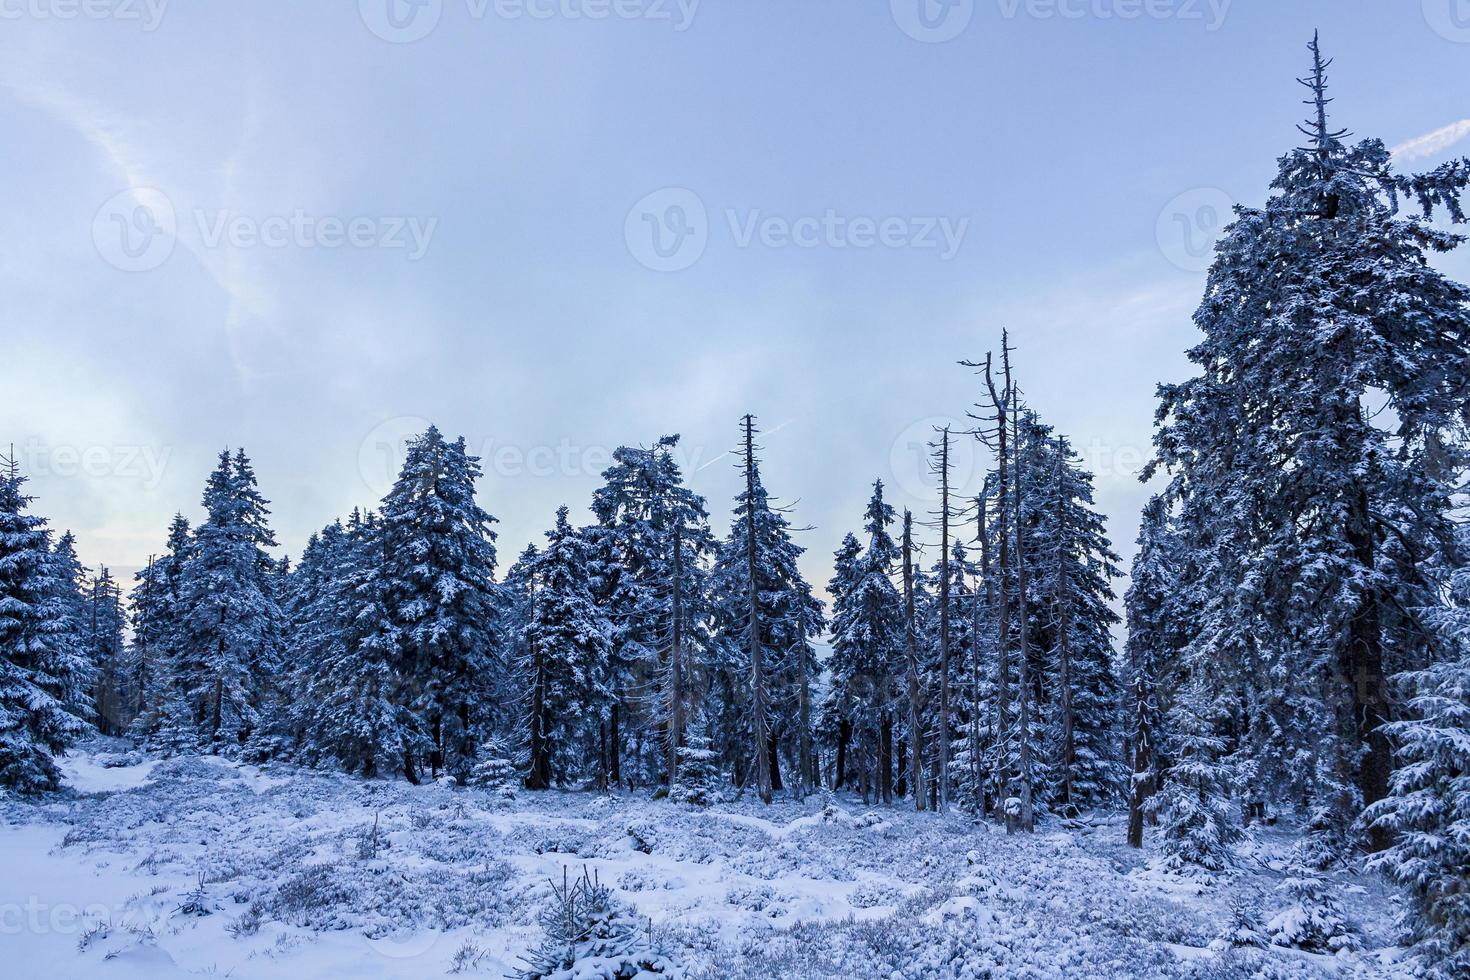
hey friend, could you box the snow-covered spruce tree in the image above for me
[127,514,193,751]
[173,449,282,753]
[936,538,980,810]
[1148,35,1470,853]
[1364,535,1470,974]
[86,566,127,736]
[520,507,613,790]
[821,532,862,792]
[502,544,540,785]
[469,733,519,798]
[589,436,714,789]
[379,426,502,783]
[707,416,823,802]
[827,482,903,802]
[1266,872,1359,953]
[668,710,719,806]
[1157,673,1240,874]
[294,511,419,777]
[1123,496,1178,848]
[1024,428,1124,814]
[0,461,91,792]
[45,531,96,726]
[512,868,681,980]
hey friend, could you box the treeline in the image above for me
[0,362,1125,827]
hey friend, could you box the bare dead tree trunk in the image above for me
[796,602,813,799]
[903,510,926,811]
[981,348,1012,808]
[936,427,952,811]
[742,414,773,804]
[971,500,986,812]
[667,522,686,790]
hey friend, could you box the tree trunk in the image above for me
[902,511,926,811]
[985,354,1012,807]
[1055,452,1075,813]
[743,415,773,804]
[1126,676,1153,849]
[667,523,685,789]
[1008,356,1034,833]
[937,427,952,811]
[835,718,851,790]
[1347,483,1390,847]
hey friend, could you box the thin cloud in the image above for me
[1391,119,1470,162]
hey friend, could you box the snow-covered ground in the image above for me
[0,744,1409,979]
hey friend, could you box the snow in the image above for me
[0,746,1411,978]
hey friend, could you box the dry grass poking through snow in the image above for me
[0,746,1409,979]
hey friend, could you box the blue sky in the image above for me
[3,0,1469,602]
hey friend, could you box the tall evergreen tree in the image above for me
[86,566,127,735]
[1149,35,1470,855]
[823,532,862,791]
[0,461,91,792]
[589,435,714,787]
[828,482,903,801]
[709,417,822,801]
[128,514,192,749]
[379,426,502,782]
[520,507,613,789]
[174,450,281,753]
[1027,430,1123,812]
[1124,496,1178,848]
[294,512,416,777]
[1366,528,1470,975]
[46,531,94,725]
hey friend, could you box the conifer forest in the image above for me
[3,7,1469,979]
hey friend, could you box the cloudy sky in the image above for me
[3,0,1469,608]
